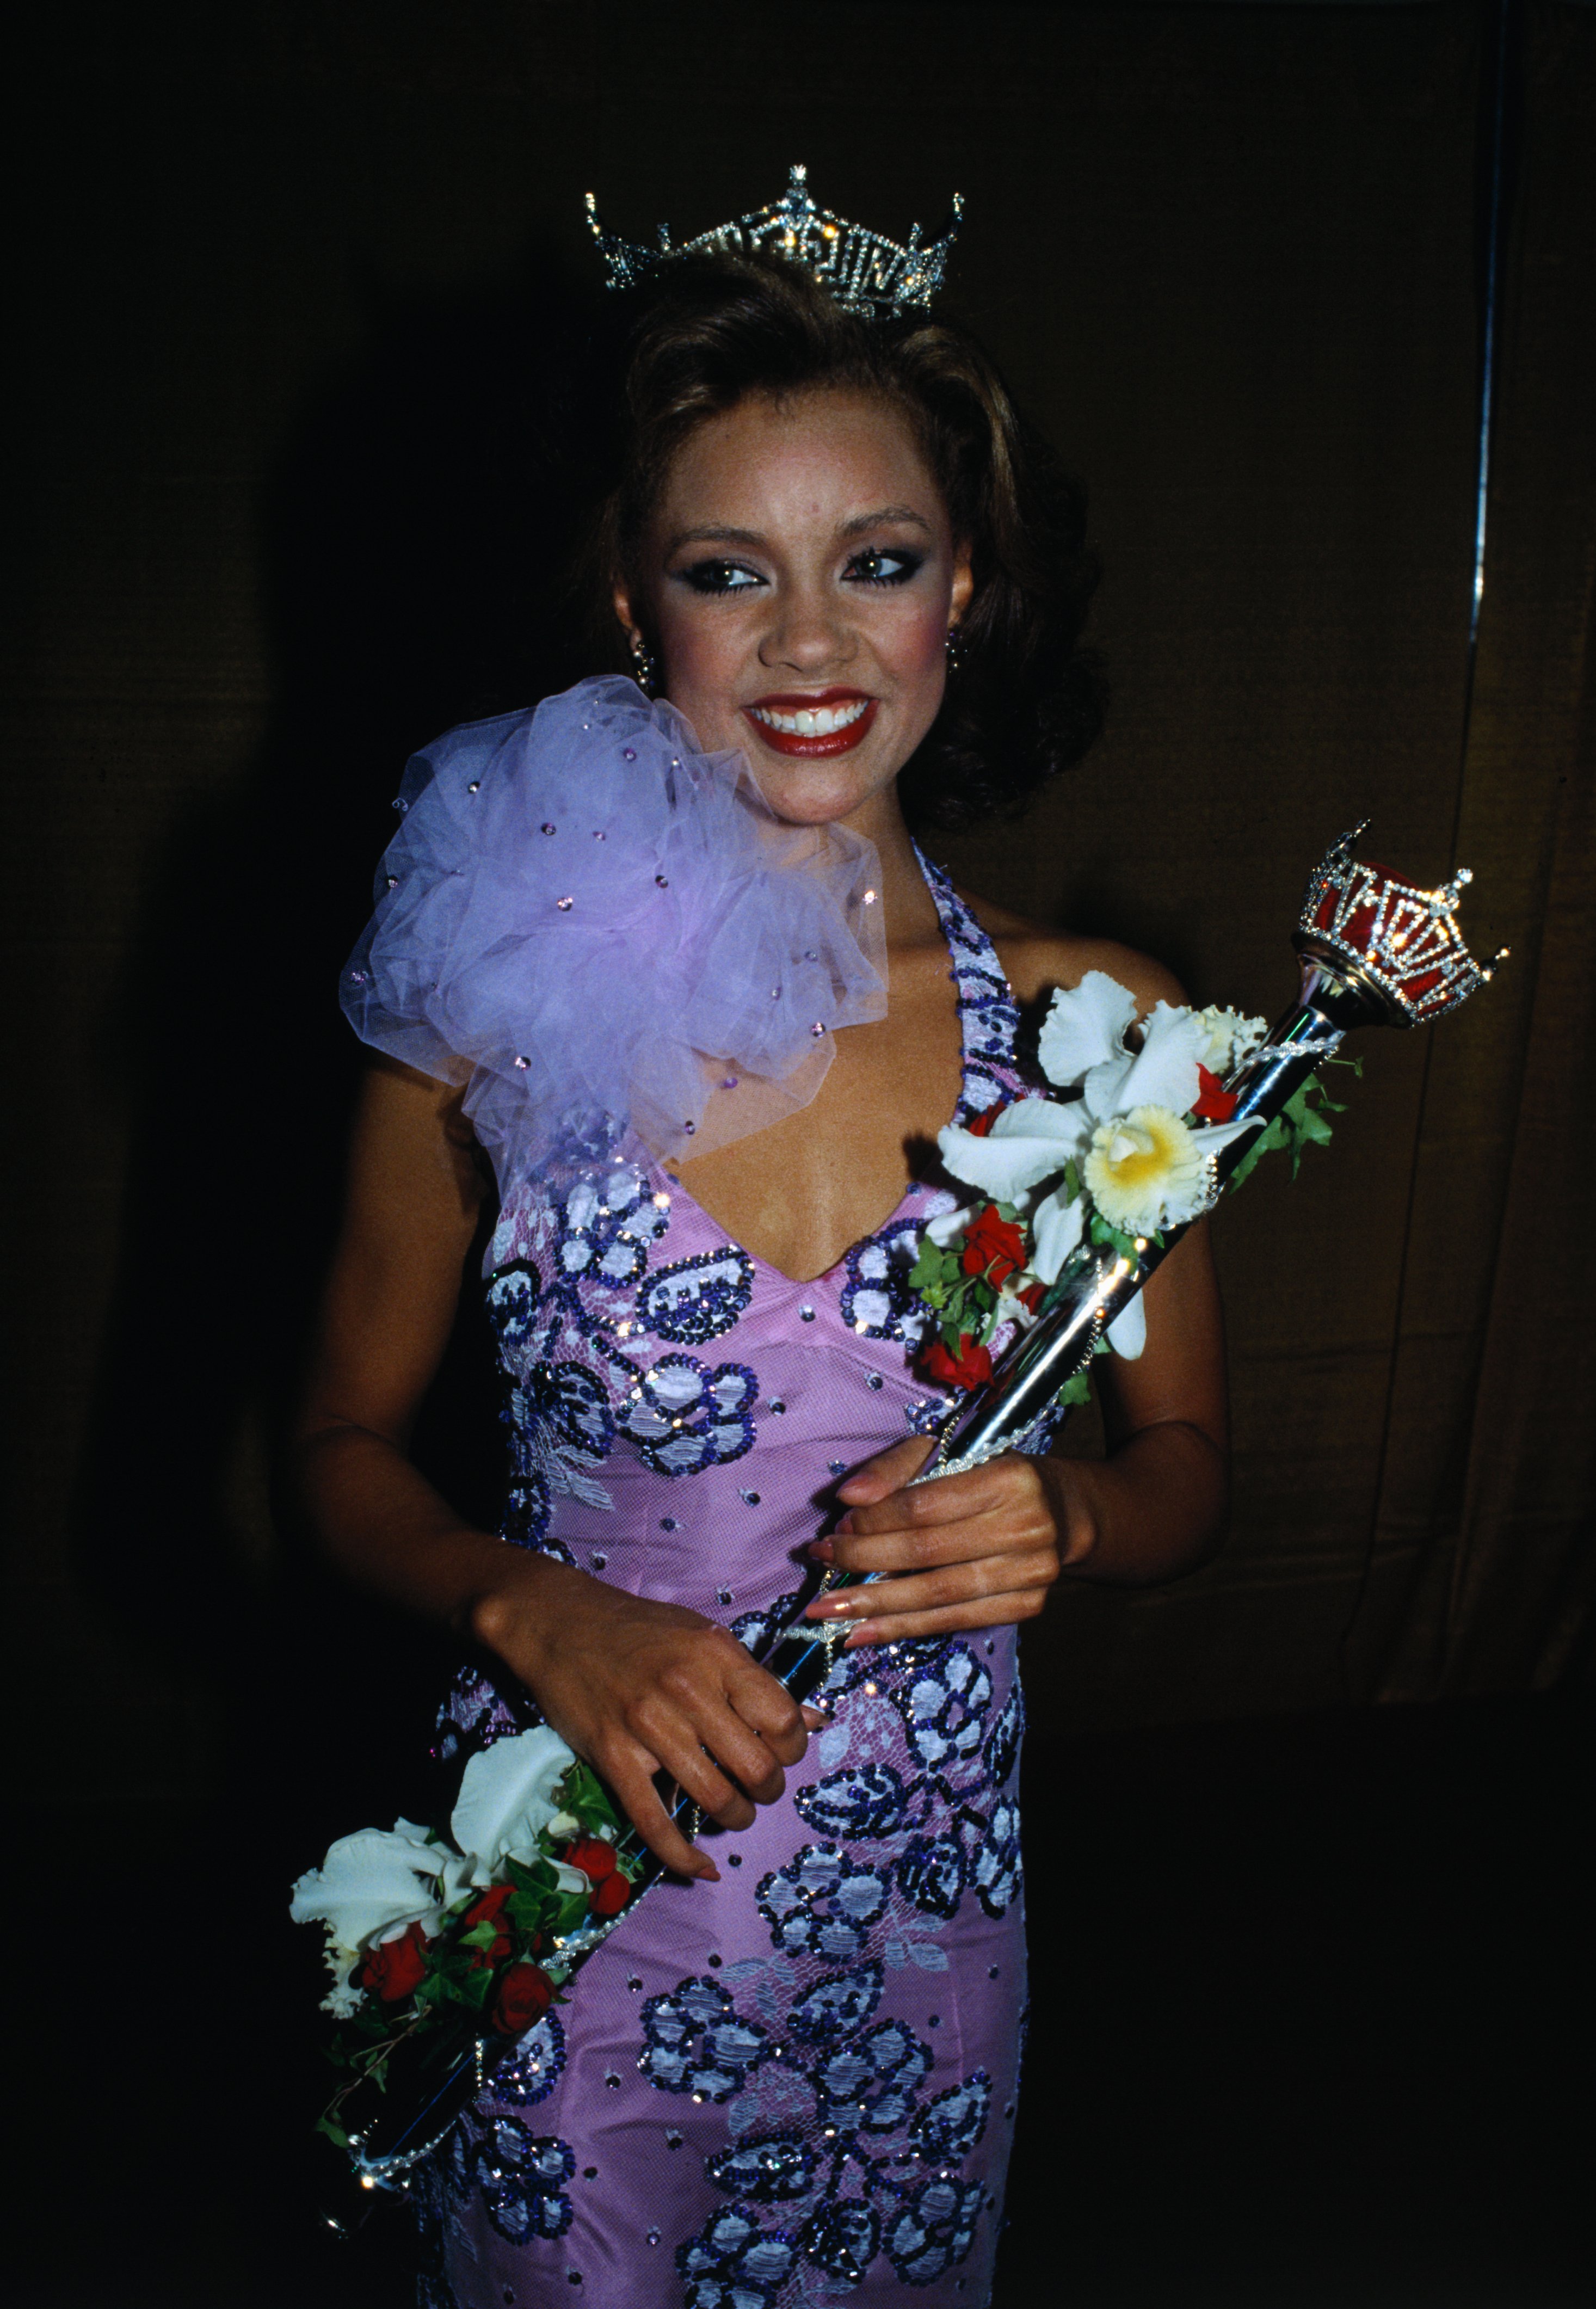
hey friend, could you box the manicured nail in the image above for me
[843,1624,878,1648]
[808,1538,834,1561]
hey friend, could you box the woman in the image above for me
[295,249,1227,2306]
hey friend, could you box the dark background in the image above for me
[3,3,1592,2302]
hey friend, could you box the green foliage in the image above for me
[1087,1212,1161,1260]
[558,1758,626,1841]
[1225,1058,1357,1191]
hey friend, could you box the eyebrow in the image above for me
[664,506,934,555]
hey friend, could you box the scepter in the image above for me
[760,822,1506,1700]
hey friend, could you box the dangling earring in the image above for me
[944,625,964,675]
[630,631,659,697]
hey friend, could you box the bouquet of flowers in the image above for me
[295,822,1502,2211]
[905,978,1343,1398]
[291,1728,641,2168]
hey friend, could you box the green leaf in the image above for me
[1055,1369,1093,1408]
[316,2115,352,2150]
[1223,1112,1288,1193]
[1087,1214,1142,1260]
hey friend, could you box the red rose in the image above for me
[462,1883,515,1968]
[1019,1282,1045,1314]
[587,1868,632,1920]
[562,1837,617,1883]
[966,1101,1006,1138]
[960,1204,1028,1289]
[490,1961,554,2037]
[1192,1064,1238,1123]
[360,1919,430,2005]
[921,1333,993,1391]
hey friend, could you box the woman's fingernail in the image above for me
[808,1538,834,1561]
[843,1624,878,1648]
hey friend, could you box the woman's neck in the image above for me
[840,784,945,955]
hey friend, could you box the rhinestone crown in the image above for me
[1294,821,1507,1027]
[584,163,963,321]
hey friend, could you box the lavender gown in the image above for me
[409,861,1036,2309]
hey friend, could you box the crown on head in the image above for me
[1294,821,1507,1027]
[584,163,963,321]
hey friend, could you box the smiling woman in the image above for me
[293,237,1230,2304]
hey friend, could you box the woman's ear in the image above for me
[950,544,975,627]
[612,581,639,647]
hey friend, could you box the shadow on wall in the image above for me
[73,239,626,1843]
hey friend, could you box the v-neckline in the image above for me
[649,853,1013,1291]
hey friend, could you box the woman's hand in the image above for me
[803,1437,1076,1647]
[472,1556,823,1883]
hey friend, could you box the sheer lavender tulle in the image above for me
[341,678,888,1196]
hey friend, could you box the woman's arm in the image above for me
[292,1057,812,1879]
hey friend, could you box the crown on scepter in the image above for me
[1294,821,1509,1027]
[584,163,964,321]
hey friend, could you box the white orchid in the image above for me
[919,969,1279,1380]
[319,1944,366,2018]
[936,1095,1091,1204]
[1029,1183,1084,1286]
[1040,972,1216,1115]
[289,1818,447,1956]
[1190,1002,1267,1075]
[449,1724,578,1874]
[1084,1104,1217,1236]
[1036,969,1139,1088]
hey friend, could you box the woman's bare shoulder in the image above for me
[954,884,1186,1017]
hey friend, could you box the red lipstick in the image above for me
[742,688,878,759]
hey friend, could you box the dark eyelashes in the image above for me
[847,548,925,587]
[677,560,761,595]
[672,547,926,596]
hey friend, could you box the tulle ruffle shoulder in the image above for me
[341,679,889,1194]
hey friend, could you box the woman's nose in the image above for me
[757,589,854,674]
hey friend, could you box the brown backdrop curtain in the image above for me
[4,1,1593,1811]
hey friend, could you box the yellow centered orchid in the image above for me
[1083,1104,1213,1236]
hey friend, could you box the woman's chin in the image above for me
[737,729,915,830]
[745,761,895,829]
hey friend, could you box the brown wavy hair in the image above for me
[588,248,1104,832]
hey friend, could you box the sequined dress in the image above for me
[413,861,1042,2309]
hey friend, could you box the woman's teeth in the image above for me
[749,699,871,738]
